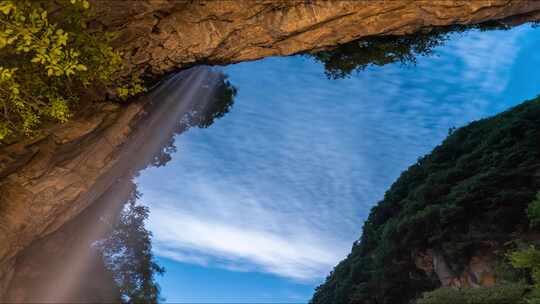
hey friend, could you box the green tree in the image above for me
[527,192,540,229]
[99,191,165,304]
[510,246,540,304]
[309,21,509,80]
[151,75,237,168]
[0,0,144,141]
[311,99,540,304]
[508,192,540,304]
[417,283,528,304]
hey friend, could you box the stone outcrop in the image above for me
[0,100,139,298]
[3,178,135,303]
[0,67,222,298]
[92,0,540,75]
[415,246,496,289]
[2,0,540,298]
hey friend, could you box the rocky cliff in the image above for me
[2,0,540,299]
[94,0,540,76]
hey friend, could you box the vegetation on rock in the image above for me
[417,283,529,304]
[0,0,144,141]
[310,22,510,79]
[311,98,540,304]
[97,76,237,302]
[506,192,540,304]
[416,192,540,304]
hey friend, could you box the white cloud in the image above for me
[145,198,345,281]
[135,25,534,283]
[447,26,529,93]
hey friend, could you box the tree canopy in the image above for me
[311,98,540,304]
[99,190,165,304]
[309,21,510,79]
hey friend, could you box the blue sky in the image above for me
[135,25,540,303]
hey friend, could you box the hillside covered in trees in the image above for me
[311,98,540,303]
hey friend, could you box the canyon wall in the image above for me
[2,0,540,298]
[94,0,540,75]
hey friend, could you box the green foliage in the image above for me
[116,75,145,100]
[510,246,540,281]
[309,21,510,79]
[312,98,540,304]
[528,192,540,229]
[99,190,165,304]
[416,283,528,304]
[504,192,540,303]
[492,253,528,284]
[0,0,144,141]
[310,31,448,80]
[150,75,237,168]
[188,76,237,129]
[509,245,540,303]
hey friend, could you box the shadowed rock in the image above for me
[0,67,235,298]
[1,0,540,298]
[91,0,540,76]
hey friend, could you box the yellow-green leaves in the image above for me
[0,0,145,141]
[117,76,145,100]
[0,67,20,99]
[0,66,16,81]
[505,193,540,304]
[69,0,90,10]
[47,95,71,123]
[528,192,540,229]
[117,87,130,99]
[509,245,540,304]
[0,122,10,139]
[0,1,15,15]
[0,29,16,48]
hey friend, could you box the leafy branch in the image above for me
[0,0,145,141]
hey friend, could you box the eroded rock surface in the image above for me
[2,0,540,298]
[0,67,222,298]
[415,247,496,289]
[92,0,540,75]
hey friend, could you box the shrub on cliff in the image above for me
[504,192,540,304]
[510,245,540,304]
[0,0,144,142]
[416,283,528,304]
[311,98,540,304]
[418,192,540,304]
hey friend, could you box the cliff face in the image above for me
[0,67,223,298]
[1,0,540,299]
[414,248,496,289]
[93,0,540,75]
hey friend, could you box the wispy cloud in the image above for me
[136,25,536,283]
[147,202,342,281]
[450,26,527,93]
